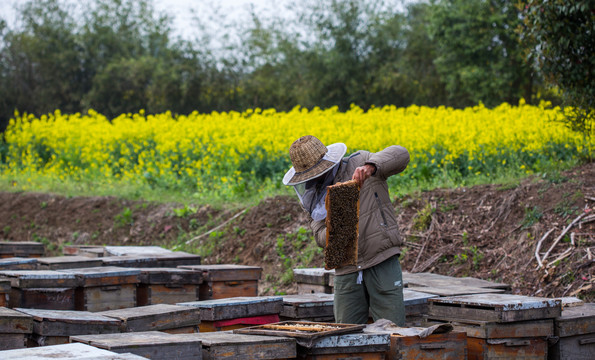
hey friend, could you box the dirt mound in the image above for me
[0,163,593,301]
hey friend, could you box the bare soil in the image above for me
[0,162,593,301]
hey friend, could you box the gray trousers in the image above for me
[333,255,405,325]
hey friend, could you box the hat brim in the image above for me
[282,143,347,186]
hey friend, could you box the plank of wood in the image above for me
[0,270,79,288]
[177,332,296,360]
[62,245,104,257]
[36,256,103,270]
[408,285,505,297]
[0,257,38,270]
[281,294,334,319]
[403,271,511,291]
[0,241,45,257]
[0,307,33,333]
[179,265,262,282]
[153,252,202,268]
[101,255,162,268]
[98,304,201,332]
[59,267,140,287]
[103,246,173,257]
[0,342,144,359]
[555,303,595,338]
[15,308,121,336]
[178,296,282,321]
[71,331,203,359]
[0,333,26,350]
[388,332,467,360]
[292,268,334,286]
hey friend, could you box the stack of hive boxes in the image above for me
[425,293,562,359]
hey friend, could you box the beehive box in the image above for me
[293,268,334,294]
[0,257,38,270]
[425,317,552,360]
[103,246,174,257]
[280,293,334,322]
[59,267,140,312]
[324,180,359,270]
[71,331,203,359]
[101,255,162,268]
[0,270,79,310]
[179,264,262,300]
[178,296,282,332]
[0,342,150,360]
[179,331,296,360]
[0,306,33,350]
[402,289,439,327]
[98,304,201,333]
[0,241,45,258]
[549,303,595,360]
[37,256,103,270]
[387,330,467,360]
[15,308,121,347]
[297,332,390,360]
[428,294,562,323]
[136,267,202,306]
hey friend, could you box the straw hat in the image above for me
[283,135,347,186]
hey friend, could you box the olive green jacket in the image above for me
[310,145,410,276]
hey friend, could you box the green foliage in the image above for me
[114,207,133,227]
[276,227,322,285]
[522,206,543,229]
[522,0,594,140]
[173,205,197,218]
[413,202,435,231]
[428,0,533,107]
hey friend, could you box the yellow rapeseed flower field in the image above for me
[1,101,592,200]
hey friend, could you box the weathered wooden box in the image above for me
[37,256,103,270]
[426,305,555,360]
[59,267,140,312]
[549,303,595,360]
[136,267,202,306]
[179,331,296,360]
[101,255,162,268]
[178,296,282,332]
[71,331,203,359]
[298,332,391,360]
[403,289,439,326]
[179,264,262,300]
[0,270,79,310]
[0,342,150,359]
[0,257,38,270]
[428,294,562,323]
[0,306,33,350]
[103,246,174,257]
[0,241,45,258]
[15,308,121,346]
[293,268,334,294]
[387,330,467,360]
[98,304,201,333]
[280,293,334,322]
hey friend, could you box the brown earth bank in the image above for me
[0,162,593,301]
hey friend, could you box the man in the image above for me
[283,135,410,325]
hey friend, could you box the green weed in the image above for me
[522,206,543,229]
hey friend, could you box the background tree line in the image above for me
[0,0,592,135]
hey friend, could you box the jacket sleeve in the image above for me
[310,219,327,248]
[364,145,410,180]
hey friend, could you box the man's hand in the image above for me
[352,164,376,186]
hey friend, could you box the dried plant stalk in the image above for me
[324,180,360,270]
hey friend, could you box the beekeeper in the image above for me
[283,135,410,325]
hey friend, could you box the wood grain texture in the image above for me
[98,304,201,332]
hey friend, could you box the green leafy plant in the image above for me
[522,206,543,229]
[114,207,134,227]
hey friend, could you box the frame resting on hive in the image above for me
[324,180,360,270]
